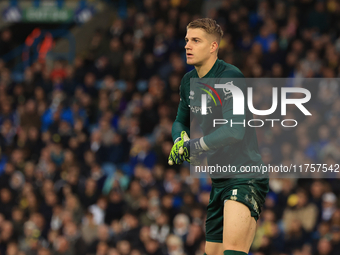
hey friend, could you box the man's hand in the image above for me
[168,131,190,165]
[179,136,208,165]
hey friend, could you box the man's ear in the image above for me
[210,41,219,54]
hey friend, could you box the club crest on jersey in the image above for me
[223,81,233,100]
[189,90,194,100]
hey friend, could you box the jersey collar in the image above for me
[194,59,220,79]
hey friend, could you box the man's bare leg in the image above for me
[205,241,223,255]
[205,200,256,255]
[223,200,256,254]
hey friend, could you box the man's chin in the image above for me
[186,59,197,65]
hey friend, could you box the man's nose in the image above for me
[185,41,191,49]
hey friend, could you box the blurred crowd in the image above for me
[0,0,340,255]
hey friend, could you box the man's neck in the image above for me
[195,56,218,78]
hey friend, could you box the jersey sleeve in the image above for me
[202,70,246,150]
[172,78,191,142]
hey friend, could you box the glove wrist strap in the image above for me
[199,137,209,151]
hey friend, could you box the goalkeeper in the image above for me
[168,18,269,255]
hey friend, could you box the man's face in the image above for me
[185,28,216,66]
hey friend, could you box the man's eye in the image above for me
[194,39,199,42]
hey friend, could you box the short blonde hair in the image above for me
[187,18,223,44]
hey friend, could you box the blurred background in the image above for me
[0,0,340,255]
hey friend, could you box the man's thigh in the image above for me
[205,200,256,255]
[223,200,256,252]
[205,179,268,254]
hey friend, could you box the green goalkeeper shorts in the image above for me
[205,178,269,243]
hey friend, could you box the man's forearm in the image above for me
[202,125,245,151]
[179,125,244,159]
[172,94,191,142]
[172,121,190,142]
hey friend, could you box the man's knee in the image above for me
[205,242,223,255]
[223,235,250,250]
[206,247,248,255]
[223,251,247,255]
[223,242,243,252]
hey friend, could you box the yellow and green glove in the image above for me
[168,131,190,165]
[168,131,208,165]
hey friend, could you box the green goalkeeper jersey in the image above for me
[172,59,265,183]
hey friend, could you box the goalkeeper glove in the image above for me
[179,136,209,165]
[168,131,190,165]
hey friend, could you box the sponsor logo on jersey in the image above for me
[190,105,213,114]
